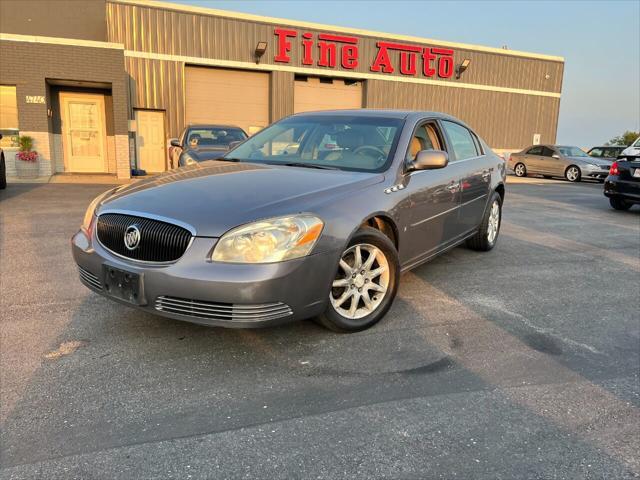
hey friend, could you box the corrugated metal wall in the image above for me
[366,80,560,148]
[108,0,563,147]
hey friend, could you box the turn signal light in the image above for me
[609,161,619,176]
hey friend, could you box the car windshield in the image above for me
[186,127,246,148]
[632,137,640,147]
[224,115,404,172]
[557,146,588,157]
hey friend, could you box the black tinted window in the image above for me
[527,146,543,155]
[541,146,556,157]
[441,121,478,161]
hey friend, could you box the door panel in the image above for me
[399,166,461,265]
[136,110,166,173]
[458,156,493,233]
[60,93,107,173]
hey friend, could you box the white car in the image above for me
[621,136,640,157]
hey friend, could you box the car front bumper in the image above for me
[71,230,340,328]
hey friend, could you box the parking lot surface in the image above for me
[1,177,639,479]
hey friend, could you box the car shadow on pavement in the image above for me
[0,183,47,202]
[1,250,638,478]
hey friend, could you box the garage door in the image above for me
[294,77,362,113]
[185,67,269,135]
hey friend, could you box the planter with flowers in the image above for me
[15,135,40,179]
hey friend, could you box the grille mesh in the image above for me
[155,296,293,322]
[96,213,192,262]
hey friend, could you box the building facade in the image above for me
[0,0,564,179]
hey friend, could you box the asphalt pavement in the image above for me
[1,176,639,479]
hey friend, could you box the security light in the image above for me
[255,41,268,64]
[456,59,471,79]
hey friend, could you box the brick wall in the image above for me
[0,39,131,178]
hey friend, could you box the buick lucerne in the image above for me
[72,110,506,332]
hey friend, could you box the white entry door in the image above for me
[135,110,166,172]
[60,92,107,172]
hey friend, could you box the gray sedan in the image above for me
[509,144,612,182]
[72,110,506,332]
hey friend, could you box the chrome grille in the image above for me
[78,267,102,290]
[96,214,192,263]
[155,296,293,322]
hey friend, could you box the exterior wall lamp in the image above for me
[255,41,268,64]
[455,59,471,79]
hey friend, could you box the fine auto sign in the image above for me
[274,28,455,79]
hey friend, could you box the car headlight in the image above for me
[181,153,197,165]
[82,189,113,232]
[212,214,324,263]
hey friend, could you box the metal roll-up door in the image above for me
[294,77,362,113]
[185,66,269,135]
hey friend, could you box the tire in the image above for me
[0,153,6,190]
[514,163,527,177]
[466,191,502,252]
[565,165,581,182]
[609,197,632,211]
[317,227,399,333]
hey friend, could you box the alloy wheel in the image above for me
[514,164,526,177]
[566,167,580,182]
[330,243,390,319]
[487,200,500,244]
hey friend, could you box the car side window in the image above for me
[541,146,556,157]
[603,148,618,158]
[589,148,603,157]
[527,146,543,155]
[441,121,478,161]
[405,122,442,162]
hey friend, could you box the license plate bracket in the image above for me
[103,265,143,305]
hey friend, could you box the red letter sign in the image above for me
[371,42,394,73]
[274,28,297,63]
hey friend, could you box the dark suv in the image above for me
[587,146,626,162]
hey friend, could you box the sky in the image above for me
[174,0,640,147]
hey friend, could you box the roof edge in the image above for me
[110,0,565,63]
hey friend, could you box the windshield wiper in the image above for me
[283,162,339,170]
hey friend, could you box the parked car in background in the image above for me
[169,125,247,168]
[620,136,640,157]
[509,144,611,182]
[72,110,506,333]
[0,134,6,190]
[604,155,640,210]
[587,145,626,162]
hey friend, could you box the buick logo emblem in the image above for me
[124,225,141,251]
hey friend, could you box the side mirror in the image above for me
[227,140,243,150]
[552,154,560,159]
[410,150,449,171]
[170,138,181,148]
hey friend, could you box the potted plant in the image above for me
[15,135,39,179]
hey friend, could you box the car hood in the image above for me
[570,156,611,166]
[98,161,384,237]
[185,147,229,161]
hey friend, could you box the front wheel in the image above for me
[514,163,527,177]
[609,197,632,211]
[317,227,399,332]
[565,165,581,182]
[466,192,502,251]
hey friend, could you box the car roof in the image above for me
[185,124,245,130]
[289,109,460,121]
[589,145,624,149]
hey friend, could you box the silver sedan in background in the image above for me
[509,144,612,182]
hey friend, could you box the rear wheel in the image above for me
[317,227,399,332]
[466,191,502,251]
[565,165,581,182]
[609,197,632,211]
[514,163,527,177]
